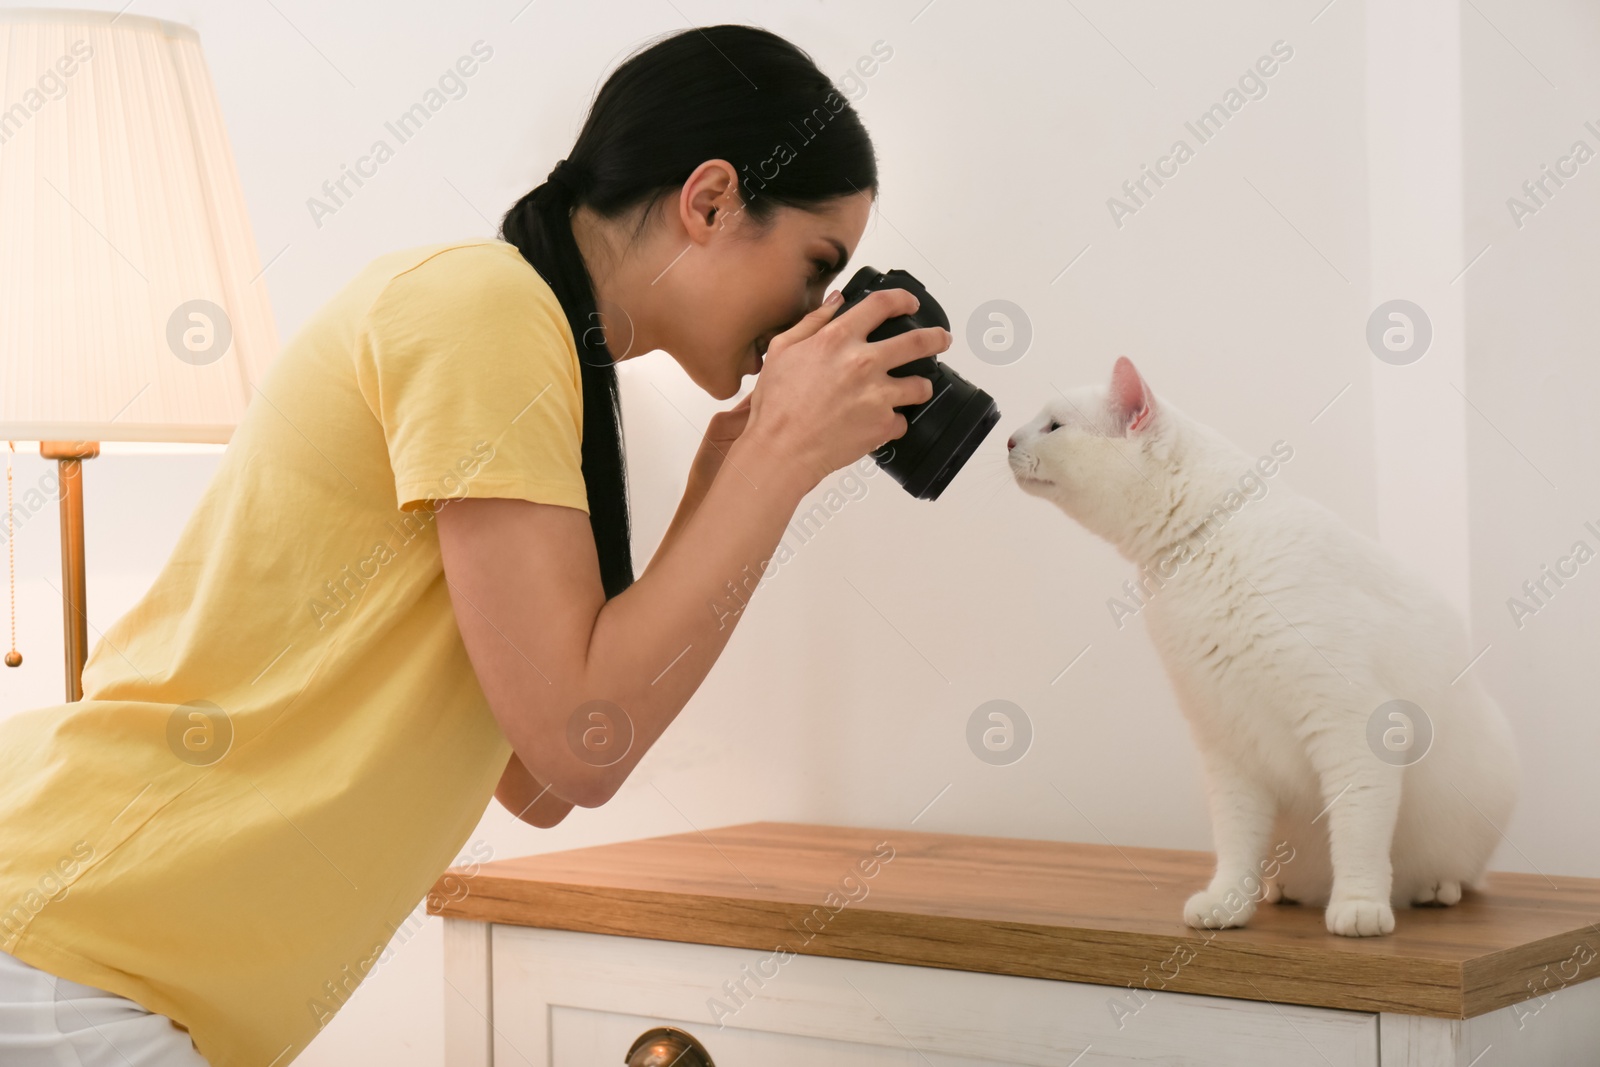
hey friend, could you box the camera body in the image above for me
[835,266,1001,501]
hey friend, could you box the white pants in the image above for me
[0,948,210,1065]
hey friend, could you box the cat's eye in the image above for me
[1046,419,1061,433]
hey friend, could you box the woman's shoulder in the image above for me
[367,237,554,299]
[382,235,532,273]
[358,238,567,336]
[352,239,576,369]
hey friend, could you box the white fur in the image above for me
[1008,359,1519,937]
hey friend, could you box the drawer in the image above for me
[482,924,1380,1066]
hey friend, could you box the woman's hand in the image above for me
[743,288,949,493]
[650,392,755,569]
[685,391,753,497]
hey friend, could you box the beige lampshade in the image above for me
[0,8,277,445]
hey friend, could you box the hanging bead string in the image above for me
[5,441,18,668]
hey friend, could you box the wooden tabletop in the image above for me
[426,820,1600,1018]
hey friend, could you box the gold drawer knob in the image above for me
[625,1025,715,1067]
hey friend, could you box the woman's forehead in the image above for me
[789,190,873,244]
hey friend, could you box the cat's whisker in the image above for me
[943,444,1019,504]
[974,462,1019,506]
[978,478,1010,502]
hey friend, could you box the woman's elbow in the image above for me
[553,767,618,810]
[507,795,575,827]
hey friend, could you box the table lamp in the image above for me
[0,8,278,700]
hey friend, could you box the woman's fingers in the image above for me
[768,289,846,353]
[715,391,753,419]
[746,284,950,484]
[870,324,952,375]
[890,371,937,409]
[705,395,753,446]
[830,287,921,340]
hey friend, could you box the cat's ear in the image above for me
[1110,356,1157,435]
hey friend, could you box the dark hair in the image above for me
[499,24,879,600]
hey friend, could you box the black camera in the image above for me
[835,266,1001,501]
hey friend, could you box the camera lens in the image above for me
[835,267,1002,501]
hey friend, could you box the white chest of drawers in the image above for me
[430,821,1600,1066]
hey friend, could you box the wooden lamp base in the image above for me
[38,440,99,701]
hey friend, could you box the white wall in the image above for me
[0,1,1593,1063]
[1461,0,1600,886]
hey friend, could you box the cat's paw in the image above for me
[1184,888,1257,930]
[1325,897,1395,937]
[1262,879,1284,904]
[1412,880,1462,906]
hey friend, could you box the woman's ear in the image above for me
[679,159,742,241]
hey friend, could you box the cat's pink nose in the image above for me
[1006,435,1016,450]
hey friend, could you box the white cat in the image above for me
[1007,357,1519,937]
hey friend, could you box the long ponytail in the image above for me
[500,166,633,599]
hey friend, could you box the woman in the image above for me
[0,22,946,1067]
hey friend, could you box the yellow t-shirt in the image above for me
[0,238,588,1066]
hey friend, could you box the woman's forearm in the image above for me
[563,434,814,805]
